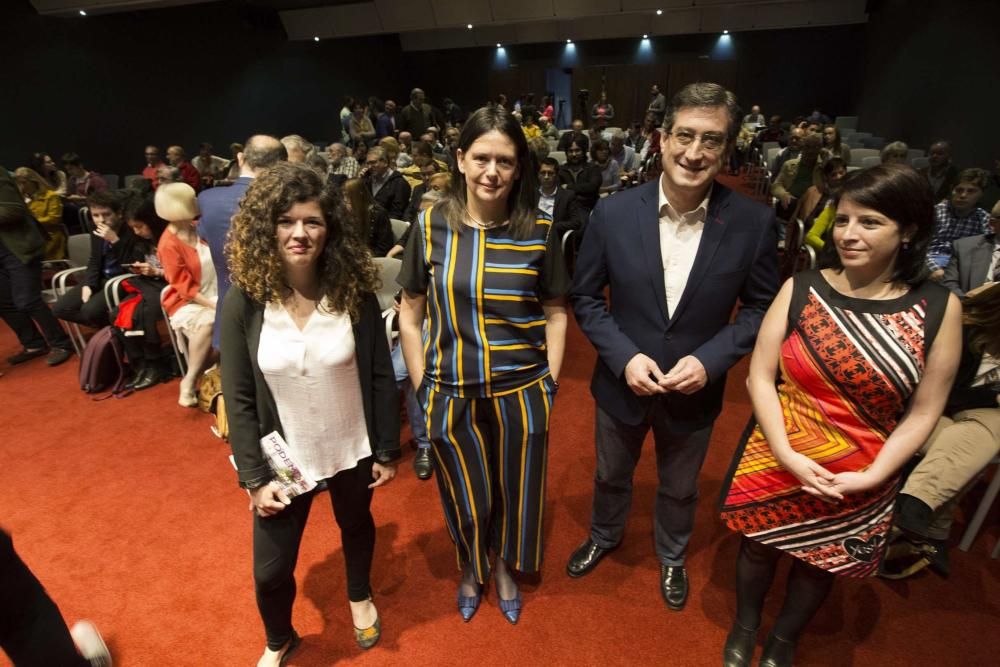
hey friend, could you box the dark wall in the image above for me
[3,1,867,178]
[477,25,866,127]
[858,0,1000,168]
[1,1,412,177]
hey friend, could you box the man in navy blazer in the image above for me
[197,135,285,347]
[566,83,779,611]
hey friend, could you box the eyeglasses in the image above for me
[668,130,726,152]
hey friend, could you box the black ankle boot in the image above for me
[134,359,169,391]
[723,621,758,667]
[759,632,796,667]
[124,361,147,390]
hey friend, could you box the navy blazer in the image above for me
[571,179,779,429]
[198,176,252,346]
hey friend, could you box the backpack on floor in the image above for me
[79,326,129,398]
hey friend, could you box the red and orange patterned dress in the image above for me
[719,270,949,577]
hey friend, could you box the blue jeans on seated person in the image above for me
[391,342,430,450]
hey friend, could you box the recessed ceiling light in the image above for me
[496,43,502,48]
[566,39,572,44]
[79,9,87,15]
[723,29,730,34]
[313,36,319,42]
[467,23,473,29]
[656,9,662,16]
[642,34,648,39]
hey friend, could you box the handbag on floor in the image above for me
[198,365,228,441]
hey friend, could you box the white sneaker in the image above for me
[70,620,112,667]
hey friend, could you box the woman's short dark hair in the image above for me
[438,105,538,239]
[825,163,934,286]
[823,157,847,178]
[61,152,82,168]
[124,194,168,245]
[590,138,610,161]
[662,82,741,149]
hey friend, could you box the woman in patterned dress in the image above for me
[397,105,569,624]
[718,164,962,667]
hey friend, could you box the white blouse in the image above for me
[257,300,371,481]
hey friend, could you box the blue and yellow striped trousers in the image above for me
[421,374,557,584]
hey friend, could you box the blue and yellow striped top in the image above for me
[398,205,569,398]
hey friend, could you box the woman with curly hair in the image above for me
[397,105,569,624]
[221,162,400,666]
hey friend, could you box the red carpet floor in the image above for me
[3,177,999,666]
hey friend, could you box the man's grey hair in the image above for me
[242,134,286,171]
[662,82,742,148]
[280,134,315,159]
[307,151,328,175]
[608,128,626,142]
[367,146,388,163]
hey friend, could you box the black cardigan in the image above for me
[221,286,401,489]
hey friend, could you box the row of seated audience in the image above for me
[1,84,998,667]
[3,93,997,573]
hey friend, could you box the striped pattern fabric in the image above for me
[417,206,553,398]
[720,270,948,577]
[422,376,557,583]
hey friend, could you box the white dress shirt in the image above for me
[538,186,557,218]
[658,175,710,317]
[258,301,372,481]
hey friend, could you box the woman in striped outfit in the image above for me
[397,105,569,624]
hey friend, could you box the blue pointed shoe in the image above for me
[498,590,521,625]
[457,585,482,622]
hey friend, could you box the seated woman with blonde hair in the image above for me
[881,141,909,166]
[155,182,218,407]
[14,167,65,259]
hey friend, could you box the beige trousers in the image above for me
[901,407,1000,540]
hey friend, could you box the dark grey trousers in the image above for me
[590,402,714,566]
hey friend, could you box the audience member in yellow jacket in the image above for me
[13,167,65,260]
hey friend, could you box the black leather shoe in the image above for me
[659,564,688,610]
[134,363,169,391]
[723,621,758,667]
[125,362,148,390]
[413,447,433,480]
[46,348,73,367]
[566,538,617,578]
[7,348,47,365]
[759,632,796,667]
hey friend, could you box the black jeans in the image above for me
[0,530,89,666]
[253,457,376,650]
[0,243,73,352]
[52,283,111,329]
